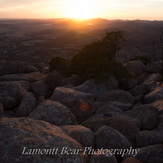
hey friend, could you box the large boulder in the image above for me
[18,81,31,92]
[73,78,118,97]
[16,61,39,73]
[31,79,52,99]
[0,81,26,109]
[0,60,39,76]
[51,87,95,103]
[81,114,139,146]
[61,125,94,148]
[143,73,161,84]
[136,115,163,147]
[59,98,78,108]
[97,90,134,104]
[0,80,30,92]
[126,104,159,130]
[16,92,37,117]
[90,150,118,163]
[95,102,141,128]
[96,102,123,114]
[97,90,134,111]
[133,95,145,104]
[31,62,45,73]
[60,74,82,86]
[0,117,89,163]
[134,144,163,163]
[106,101,133,111]
[28,100,78,126]
[95,125,131,149]
[103,112,141,129]
[120,78,138,90]
[145,62,159,73]
[143,85,163,104]
[0,72,46,83]
[129,84,151,96]
[136,130,163,147]
[124,60,145,76]
[47,70,64,90]
[0,81,25,104]
[0,96,15,110]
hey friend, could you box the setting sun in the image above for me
[63,0,95,19]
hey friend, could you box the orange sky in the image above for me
[0,0,163,20]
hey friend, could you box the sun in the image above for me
[63,0,95,19]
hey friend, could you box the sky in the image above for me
[0,0,163,20]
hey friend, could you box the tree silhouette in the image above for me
[49,30,131,82]
[101,31,126,60]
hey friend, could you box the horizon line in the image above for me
[0,17,163,21]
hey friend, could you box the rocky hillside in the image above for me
[0,59,163,163]
[1,19,163,65]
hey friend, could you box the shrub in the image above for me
[70,54,132,82]
[49,31,132,83]
[49,56,70,77]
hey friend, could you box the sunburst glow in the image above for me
[63,0,95,19]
